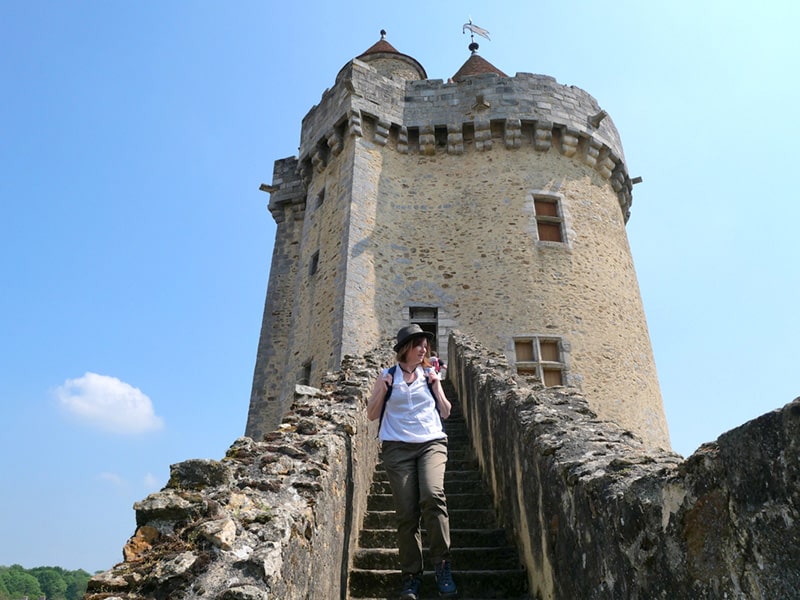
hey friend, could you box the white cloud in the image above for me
[56,372,164,434]
[98,472,126,488]
[143,472,161,491]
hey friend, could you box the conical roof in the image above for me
[451,42,508,82]
[355,30,427,80]
[358,35,401,57]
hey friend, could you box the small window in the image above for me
[316,188,325,208]
[513,336,565,386]
[533,196,564,243]
[299,361,312,386]
[309,251,319,276]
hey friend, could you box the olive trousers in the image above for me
[380,438,451,575]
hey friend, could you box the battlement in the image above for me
[296,58,633,218]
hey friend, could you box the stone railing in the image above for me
[447,330,800,599]
[85,347,393,600]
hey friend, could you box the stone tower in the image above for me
[247,32,671,449]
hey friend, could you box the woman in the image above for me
[366,324,458,600]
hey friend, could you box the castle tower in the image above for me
[247,32,671,449]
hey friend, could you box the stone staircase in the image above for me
[348,381,531,599]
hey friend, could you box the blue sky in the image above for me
[2,0,798,574]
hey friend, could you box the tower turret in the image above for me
[247,32,670,449]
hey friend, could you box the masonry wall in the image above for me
[88,335,799,599]
[86,349,390,600]
[448,331,800,599]
[366,141,666,446]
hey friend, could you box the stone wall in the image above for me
[448,330,800,599]
[87,333,798,599]
[86,347,392,600]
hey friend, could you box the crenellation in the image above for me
[347,109,362,138]
[373,118,390,146]
[447,122,464,155]
[294,58,630,211]
[326,127,342,156]
[474,119,492,151]
[298,158,312,188]
[310,147,325,173]
[419,124,435,155]
[585,138,602,168]
[534,121,554,151]
[597,146,617,179]
[505,118,522,149]
[397,125,409,154]
[560,127,580,156]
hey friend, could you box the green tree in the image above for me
[63,569,90,600]
[0,572,11,600]
[0,565,43,598]
[30,566,68,599]
[0,564,90,600]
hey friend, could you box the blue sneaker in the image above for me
[399,573,422,600]
[435,560,458,597]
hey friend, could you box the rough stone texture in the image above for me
[86,348,392,600]
[447,330,800,600]
[247,48,668,449]
[88,334,797,599]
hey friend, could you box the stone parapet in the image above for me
[86,348,392,600]
[296,60,633,218]
[448,330,800,599]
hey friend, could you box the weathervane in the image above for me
[462,17,491,48]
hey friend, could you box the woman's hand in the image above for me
[427,370,451,419]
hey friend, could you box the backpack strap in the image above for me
[377,365,397,435]
[378,365,438,437]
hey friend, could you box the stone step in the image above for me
[353,546,522,570]
[370,477,488,495]
[350,385,529,599]
[362,508,499,530]
[349,568,529,599]
[358,527,511,549]
[368,492,493,511]
[372,468,482,483]
[373,456,480,472]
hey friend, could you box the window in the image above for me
[514,336,564,386]
[316,188,325,208]
[299,361,312,386]
[533,195,564,242]
[309,251,319,276]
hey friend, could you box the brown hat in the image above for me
[393,324,435,352]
